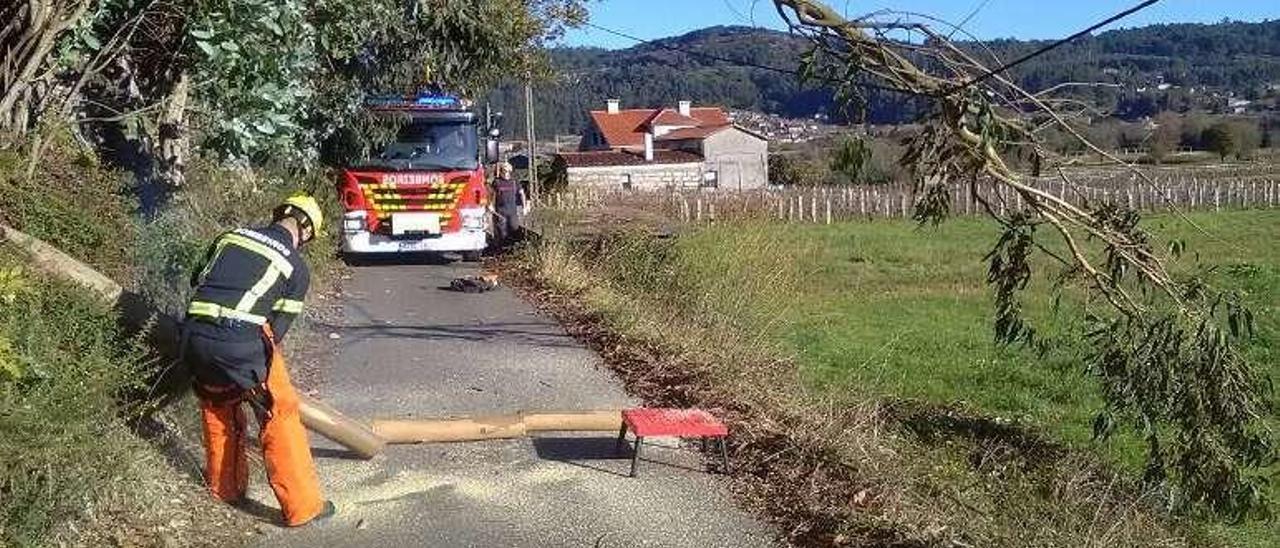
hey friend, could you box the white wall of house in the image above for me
[566,162,704,190]
[701,127,769,190]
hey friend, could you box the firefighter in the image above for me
[182,194,334,527]
[490,161,527,247]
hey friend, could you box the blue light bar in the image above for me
[365,92,463,110]
[414,93,460,107]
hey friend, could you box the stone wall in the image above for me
[566,162,704,191]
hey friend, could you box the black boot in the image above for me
[292,500,336,527]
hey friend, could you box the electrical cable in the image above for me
[944,0,1163,95]
[581,22,914,96]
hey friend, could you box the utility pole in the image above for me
[524,76,538,201]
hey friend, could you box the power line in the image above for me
[946,0,1163,95]
[947,0,991,40]
[581,22,913,96]
[585,0,1161,101]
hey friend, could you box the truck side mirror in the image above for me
[484,138,499,164]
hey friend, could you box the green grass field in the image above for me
[670,210,1279,545]
[678,211,1278,431]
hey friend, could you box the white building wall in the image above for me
[701,128,769,190]
[566,163,704,191]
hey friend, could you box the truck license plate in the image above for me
[397,240,430,252]
[392,213,441,236]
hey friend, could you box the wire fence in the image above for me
[536,165,1280,225]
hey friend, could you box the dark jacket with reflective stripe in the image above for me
[185,224,309,389]
[188,224,310,341]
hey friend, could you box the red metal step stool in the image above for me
[616,408,729,477]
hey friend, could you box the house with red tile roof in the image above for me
[553,100,769,191]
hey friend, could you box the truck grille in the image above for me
[356,175,469,232]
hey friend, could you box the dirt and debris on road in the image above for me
[249,259,776,547]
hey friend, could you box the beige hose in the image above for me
[371,410,622,444]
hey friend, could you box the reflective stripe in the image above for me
[187,301,268,324]
[272,299,304,314]
[236,265,282,312]
[195,238,233,286]
[220,233,295,279]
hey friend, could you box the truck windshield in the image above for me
[361,120,478,171]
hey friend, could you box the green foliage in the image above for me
[66,0,585,165]
[536,157,565,193]
[133,159,343,314]
[1149,112,1182,163]
[187,0,317,163]
[830,136,871,180]
[306,0,587,165]
[1203,122,1239,160]
[829,136,877,184]
[573,210,1280,543]
[0,247,150,547]
[767,153,822,186]
[0,131,139,280]
[486,20,1280,137]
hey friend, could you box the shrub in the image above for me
[134,157,343,313]
[0,131,139,281]
[0,248,150,546]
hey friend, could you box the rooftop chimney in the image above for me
[606,99,621,114]
[677,100,692,117]
[643,129,655,162]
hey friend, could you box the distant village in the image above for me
[726,110,842,143]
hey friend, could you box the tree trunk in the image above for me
[1,0,91,131]
[156,71,190,188]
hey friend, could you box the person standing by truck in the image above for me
[182,194,334,527]
[490,161,527,247]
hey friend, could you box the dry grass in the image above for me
[500,226,1204,547]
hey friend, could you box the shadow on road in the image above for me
[532,436,632,477]
[317,319,583,349]
[343,251,468,267]
[532,436,708,477]
[310,447,369,461]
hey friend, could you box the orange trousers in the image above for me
[198,329,325,526]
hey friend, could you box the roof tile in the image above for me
[587,106,733,149]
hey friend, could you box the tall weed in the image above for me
[0,131,138,281]
[0,248,149,546]
[134,158,343,314]
[515,224,1199,547]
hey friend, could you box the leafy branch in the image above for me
[773,0,1274,518]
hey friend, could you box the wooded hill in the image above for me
[487,19,1280,136]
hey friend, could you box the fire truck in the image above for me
[337,92,499,259]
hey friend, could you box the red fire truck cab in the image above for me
[337,92,497,258]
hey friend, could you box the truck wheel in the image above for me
[461,250,483,262]
[342,253,368,267]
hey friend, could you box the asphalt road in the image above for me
[252,258,773,547]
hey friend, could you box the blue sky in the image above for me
[561,0,1280,48]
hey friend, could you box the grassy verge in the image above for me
[506,218,1216,546]
[0,245,250,547]
[1,131,343,545]
[514,207,1280,546]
